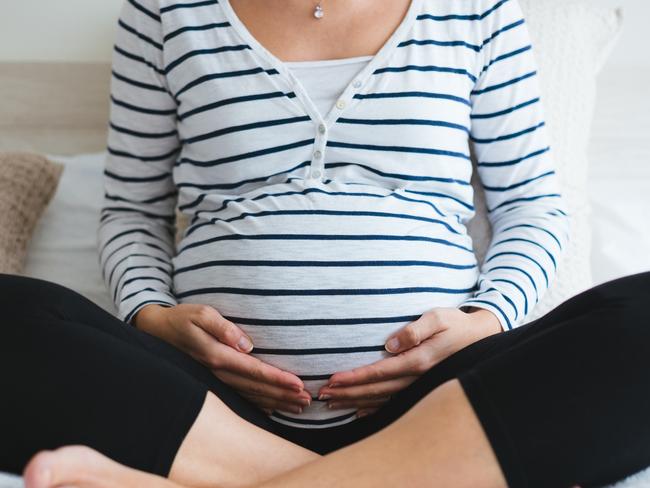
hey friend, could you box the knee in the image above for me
[0,273,81,319]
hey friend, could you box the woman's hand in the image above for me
[317,307,503,417]
[134,304,311,414]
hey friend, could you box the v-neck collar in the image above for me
[219,0,421,127]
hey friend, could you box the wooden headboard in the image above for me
[0,62,111,155]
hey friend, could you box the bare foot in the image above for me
[23,445,181,488]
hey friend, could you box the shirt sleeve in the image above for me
[97,0,181,325]
[457,0,571,330]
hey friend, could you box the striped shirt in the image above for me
[98,0,570,428]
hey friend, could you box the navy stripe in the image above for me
[478,147,550,167]
[480,19,525,52]
[175,67,279,98]
[186,185,449,222]
[472,71,537,96]
[100,228,173,251]
[486,251,549,287]
[124,300,175,324]
[173,259,476,276]
[482,170,555,192]
[298,374,332,381]
[471,122,545,144]
[337,117,469,133]
[128,0,160,22]
[327,141,470,161]
[398,39,480,52]
[485,265,538,299]
[118,19,162,50]
[100,207,175,222]
[114,46,165,74]
[164,22,230,43]
[175,285,477,299]
[223,314,421,327]
[374,65,477,83]
[479,45,532,77]
[491,278,529,315]
[462,298,512,329]
[165,44,251,73]
[107,254,172,289]
[183,116,311,144]
[417,0,510,21]
[104,169,172,183]
[325,162,471,186]
[176,138,314,167]
[110,122,178,139]
[471,97,539,120]
[255,345,386,355]
[502,224,562,249]
[489,193,561,213]
[112,70,167,92]
[160,1,219,14]
[179,161,310,196]
[105,191,177,205]
[121,287,175,303]
[354,91,471,107]
[188,209,463,238]
[110,95,176,115]
[107,146,180,162]
[271,411,357,426]
[402,189,475,211]
[492,238,557,269]
[177,233,474,256]
[178,91,296,121]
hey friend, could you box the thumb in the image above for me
[194,308,254,353]
[385,314,443,354]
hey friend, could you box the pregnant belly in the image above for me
[172,179,479,427]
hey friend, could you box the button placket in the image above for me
[311,122,327,180]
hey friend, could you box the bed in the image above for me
[1,13,649,488]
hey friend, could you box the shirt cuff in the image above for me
[458,291,515,331]
[120,293,178,326]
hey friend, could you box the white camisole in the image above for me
[284,55,374,120]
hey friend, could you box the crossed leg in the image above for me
[23,378,507,488]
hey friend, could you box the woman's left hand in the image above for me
[317,307,503,416]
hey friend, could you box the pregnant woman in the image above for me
[2,0,650,487]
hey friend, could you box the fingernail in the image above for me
[328,402,338,409]
[237,336,253,352]
[328,383,339,388]
[386,337,400,353]
[319,394,331,400]
[292,406,303,414]
[299,397,311,406]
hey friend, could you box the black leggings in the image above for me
[1,272,650,488]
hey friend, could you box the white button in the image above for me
[313,150,322,160]
[312,170,322,179]
[353,80,362,88]
[318,124,326,134]
[335,99,346,110]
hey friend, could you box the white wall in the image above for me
[0,0,645,67]
[0,0,123,63]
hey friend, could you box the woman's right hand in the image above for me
[133,303,311,414]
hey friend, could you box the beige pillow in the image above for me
[468,0,623,323]
[0,152,64,274]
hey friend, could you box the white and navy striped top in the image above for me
[98,0,570,428]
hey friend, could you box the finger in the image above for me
[319,376,418,401]
[216,370,311,404]
[191,305,254,353]
[241,393,307,415]
[202,338,304,391]
[327,396,391,410]
[385,312,445,354]
[326,352,424,387]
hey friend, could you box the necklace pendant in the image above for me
[314,4,324,19]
